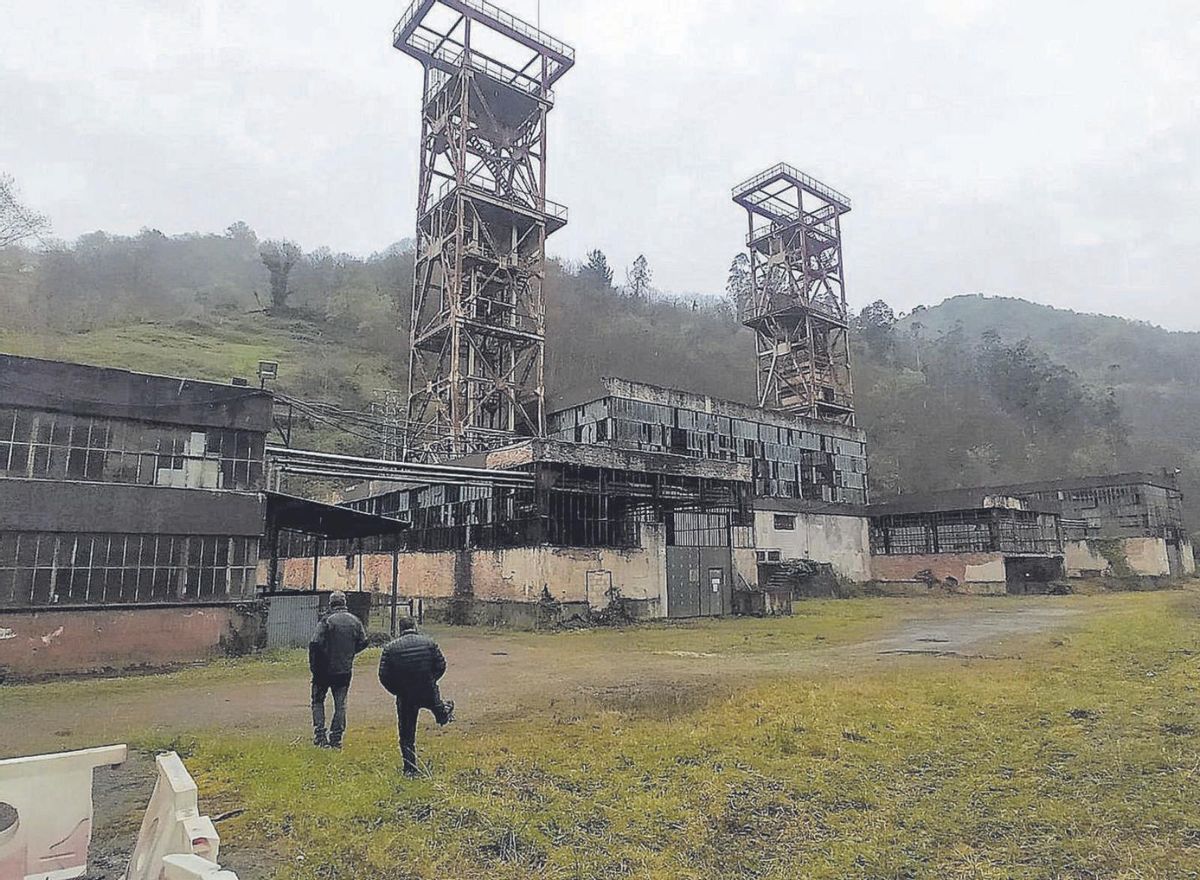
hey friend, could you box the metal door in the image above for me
[666,547,731,618]
[703,566,726,617]
[666,547,701,618]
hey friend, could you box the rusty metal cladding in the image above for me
[394,0,575,460]
[732,164,855,425]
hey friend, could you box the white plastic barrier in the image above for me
[124,753,221,880]
[160,855,238,880]
[0,744,128,880]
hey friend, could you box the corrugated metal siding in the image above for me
[265,593,321,648]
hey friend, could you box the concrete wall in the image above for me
[1124,536,1171,577]
[754,511,871,582]
[732,548,759,589]
[266,528,669,618]
[1182,541,1196,576]
[1064,540,1113,577]
[1062,537,1195,579]
[869,552,1008,594]
[0,605,261,678]
[0,353,273,432]
[0,479,265,536]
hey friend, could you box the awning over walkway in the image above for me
[264,491,409,539]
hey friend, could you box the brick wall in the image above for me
[0,604,261,679]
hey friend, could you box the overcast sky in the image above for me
[2,1,1198,328]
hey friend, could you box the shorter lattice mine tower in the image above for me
[732,164,855,425]
[395,0,574,459]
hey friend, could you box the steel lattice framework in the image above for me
[394,0,574,460]
[732,164,855,425]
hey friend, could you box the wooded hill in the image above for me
[1,228,1195,523]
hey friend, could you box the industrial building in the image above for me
[0,354,271,674]
[986,473,1194,579]
[0,354,408,676]
[273,377,874,620]
[868,489,1065,594]
[241,0,878,621]
[6,0,1194,681]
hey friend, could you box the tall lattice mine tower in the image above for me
[394,0,574,458]
[732,164,854,425]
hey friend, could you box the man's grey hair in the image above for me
[396,615,416,633]
[329,590,347,608]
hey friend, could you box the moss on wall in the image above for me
[1087,538,1135,578]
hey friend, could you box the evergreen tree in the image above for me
[625,254,652,300]
[580,249,613,287]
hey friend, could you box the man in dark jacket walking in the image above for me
[309,591,369,749]
[378,617,455,776]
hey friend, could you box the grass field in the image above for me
[82,591,1198,880]
[0,314,398,401]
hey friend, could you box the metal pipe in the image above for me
[267,446,534,483]
[274,463,532,488]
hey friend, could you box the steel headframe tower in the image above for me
[732,164,855,425]
[394,0,574,460]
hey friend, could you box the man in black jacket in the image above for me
[309,591,369,749]
[378,617,455,775]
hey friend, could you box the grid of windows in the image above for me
[0,532,260,607]
[547,394,869,505]
[0,407,265,491]
[870,510,1061,556]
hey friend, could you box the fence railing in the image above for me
[732,162,852,209]
[396,0,572,98]
[395,0,574,61]
[431,172,568,223]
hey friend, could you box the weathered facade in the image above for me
[315,380,875,622]
[985,473,1194,579]
[335,438,752,621]
[548,378,872,588]
[868,490,1065,594]
[0,354,272,675]
[548,378,869,505]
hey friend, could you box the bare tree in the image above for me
[625,254,652,300]
[0,173,50,248]
[259,239,303,313]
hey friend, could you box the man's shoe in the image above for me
[329,741,343,750]
[438,700,456,726]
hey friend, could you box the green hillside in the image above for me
[896,294,1200,486]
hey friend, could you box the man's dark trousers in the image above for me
[395,684,452,774]
[312,672,353,747]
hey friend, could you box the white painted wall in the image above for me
[753,511,872,582]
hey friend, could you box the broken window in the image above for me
[0,531,260,608]
[0,407,264,491]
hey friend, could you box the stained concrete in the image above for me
[754,510,871,582]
